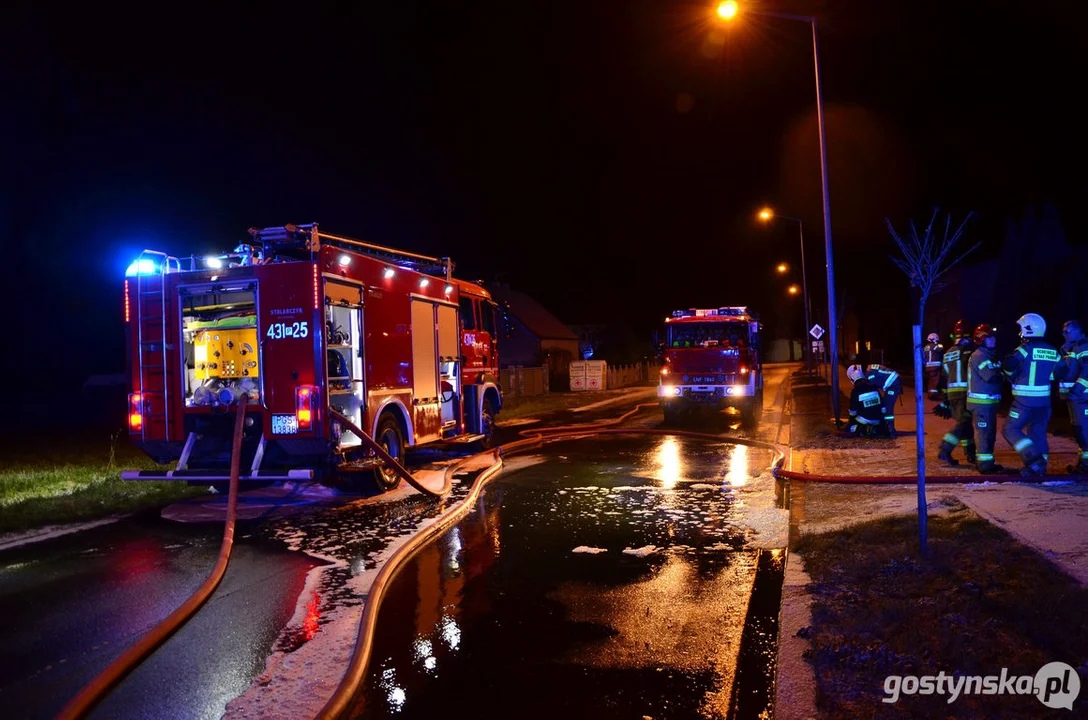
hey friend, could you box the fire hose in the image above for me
[55,395,251,720]
[316,401,787,719]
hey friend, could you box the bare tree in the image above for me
[888,209,978,555]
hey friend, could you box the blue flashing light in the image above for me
[205,256,224,269]
[125,258,159,277]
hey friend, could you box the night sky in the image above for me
[5,0,1085,391]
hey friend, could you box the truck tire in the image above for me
[741,390,764,427]
[477,398,496,450]
[370,415,405,491]
[662,404,680,426]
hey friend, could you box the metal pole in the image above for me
[797,220,812,372]
[812,16,840,422]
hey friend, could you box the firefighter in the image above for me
[845,364,888,437]
[1059,319,1088,474]
[1001,313,1064,477]
[935,320,976,466]
[967,324,1004,474]
[864,362,903,438]
[923,332,944,399]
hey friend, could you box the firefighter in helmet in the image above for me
[1002,312,1064,477]
[967,324,1004,474]
[935,319,976,466]
[923,332,944,399]
[1059,319,1088,474]
[845,364,888,437]
[863,362,903,438]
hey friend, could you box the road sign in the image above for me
[809,324,825,340]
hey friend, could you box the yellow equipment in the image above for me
[194,328,259,379]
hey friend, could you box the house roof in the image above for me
[486,285,578,341]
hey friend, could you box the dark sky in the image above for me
[4,0,1085,383]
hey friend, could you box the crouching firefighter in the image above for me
[1002,313,1064,477]
[845,364,889,437]
[936,320,977,466]
[967,324,1004,474]
[864,362,903,437]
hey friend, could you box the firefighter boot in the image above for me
[937,441,959,466]
[886,420,897,440]
[978,462,1005,475]
[964,444,977,466]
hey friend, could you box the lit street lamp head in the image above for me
[788,285,800,295]
[758,207,773,221]
[776,263,788,273]
[717,1,738,20]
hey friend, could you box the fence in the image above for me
[500,366,549,398]
[500,361,654,397]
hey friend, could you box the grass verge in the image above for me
[794,503,1088,719]
[0,429,206,535]
[498,384,654,420]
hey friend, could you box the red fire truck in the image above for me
[121,223,502,491]
[657,307,764,426]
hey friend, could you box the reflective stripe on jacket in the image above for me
[941,344,972,395]
[967,346,1003,406]
[1004,340,1063,407]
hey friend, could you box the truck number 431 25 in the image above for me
[266,321,309,339]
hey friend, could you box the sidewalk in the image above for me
[774,367,1088,720]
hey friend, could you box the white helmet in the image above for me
[1017,313,1046,338]
[926,332,939,344]
[847,364,865,383]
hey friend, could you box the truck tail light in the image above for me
[740,365,749,374]
[128,393,143,432]
[660,366,670,376]
[296,385,317,429]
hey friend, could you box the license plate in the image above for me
[272,414,299,435]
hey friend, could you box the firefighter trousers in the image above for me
[924,366,941,394]
[969,403,998,469]
[939,393,975,460]
[1066,399,1088,463]
[1002,399,1051,468]
[881,380,903,432]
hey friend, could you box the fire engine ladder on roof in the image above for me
[135,251,181,441]
[253,223,455,280]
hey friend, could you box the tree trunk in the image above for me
[912,322,928,556]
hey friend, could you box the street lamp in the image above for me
[720,3,840,420]
[788,284,800,295]
[760,208,813,372]
[776,262,788,274]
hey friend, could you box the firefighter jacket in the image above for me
[865,364,901,392]
[849,378,885,425]
[1003,338,1064,407]
[938,340,974,397]
[966,345,1003,407]
[1060,338,1088,400]
[923,341,944,369]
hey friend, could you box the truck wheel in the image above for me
[370,415,405,491]
[477,398,496,450]
[662,404,680,426]
[741,390,764,427]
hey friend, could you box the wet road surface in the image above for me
[349,434,785,720]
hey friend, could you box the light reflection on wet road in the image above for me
[349,434,783,720]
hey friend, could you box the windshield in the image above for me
[667,321,749,348]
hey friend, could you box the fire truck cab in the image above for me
[122,223,502,491]
[657,306,763,426]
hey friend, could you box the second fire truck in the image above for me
[657,307,764,426]
[121,223,503,491]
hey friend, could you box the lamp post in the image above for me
[760,209,812,371]
[721,2,840,420]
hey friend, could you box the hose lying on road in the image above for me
[55,396,251,720]
[317,401,786,719]
[772,458,1062,484]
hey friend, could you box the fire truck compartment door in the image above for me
[411,299,439,399]
[437,304,458,360]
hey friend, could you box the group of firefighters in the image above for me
[845,313,1088,478]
